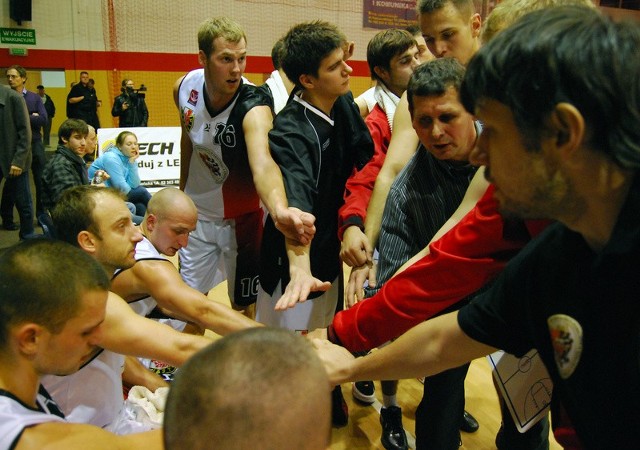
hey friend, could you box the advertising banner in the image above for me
[97,127,181,191]
[363,0,417,29]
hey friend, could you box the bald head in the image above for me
[146,188,197,220]
[143,188,198,256]
[86,125,97,155]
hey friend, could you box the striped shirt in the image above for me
[366,139,478,297]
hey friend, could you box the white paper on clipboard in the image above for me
[487,349,553,433]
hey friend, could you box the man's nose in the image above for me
[434,41,448,57]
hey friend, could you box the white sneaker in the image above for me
[352,380,376,404]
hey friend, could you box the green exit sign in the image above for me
[1,28,36,45]
[9,48,28,56]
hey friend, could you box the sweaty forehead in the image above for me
[94,194,130,225]
[413,89,464,114]
[213,37,247,54]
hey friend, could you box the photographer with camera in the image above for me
[111,79,149,127]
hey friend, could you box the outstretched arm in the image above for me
[364,92,419,250]
[392,168,489,275]
[339,117,389,268]
[331,186,528,352]
[113,259,260,335]
[274,238,331,310]
[314,311,496,385]
[244,105,315,245]
[18,423,161,450]
[98,292,212,367]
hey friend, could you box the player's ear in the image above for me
[470,13,482,39]
[299,74,315,90]
[77,230,98,255]
[198,50,207,67]
[551,102,584,159]
[15,323,44,356]
[147,214,157,231]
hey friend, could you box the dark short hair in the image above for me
[0,239,109,347]
[281,21,347,90]
[52,185,126,246]
[405,24,421,36]
[461,5,640,167]
[37,84,44,89]
[417,0,474,18]
[58,118,89,145]
[367,29,417,83]
[407,57,465,113]
[271,38,286,70]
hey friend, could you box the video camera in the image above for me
[122,84,148,99]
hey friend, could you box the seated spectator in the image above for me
[164,327,331,450]
[41,119,90,216]
[89,130,151,216]
[41,121,141,235]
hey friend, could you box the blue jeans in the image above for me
[1,170,35,237]
[127,185,151,217]
[125,202,144,225]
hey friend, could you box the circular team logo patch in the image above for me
[194,145,229,184]
[547,314,583,380]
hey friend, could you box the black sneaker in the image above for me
[352,380,376,404]
[331,385,349,427]
[380,406,408,450]
[460,410,479,433]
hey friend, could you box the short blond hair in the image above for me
[481,0,595,44]
[198,17,247,57]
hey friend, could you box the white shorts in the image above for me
[179,211,263,308]
[179,218,234,294]
[255,277,340,333]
